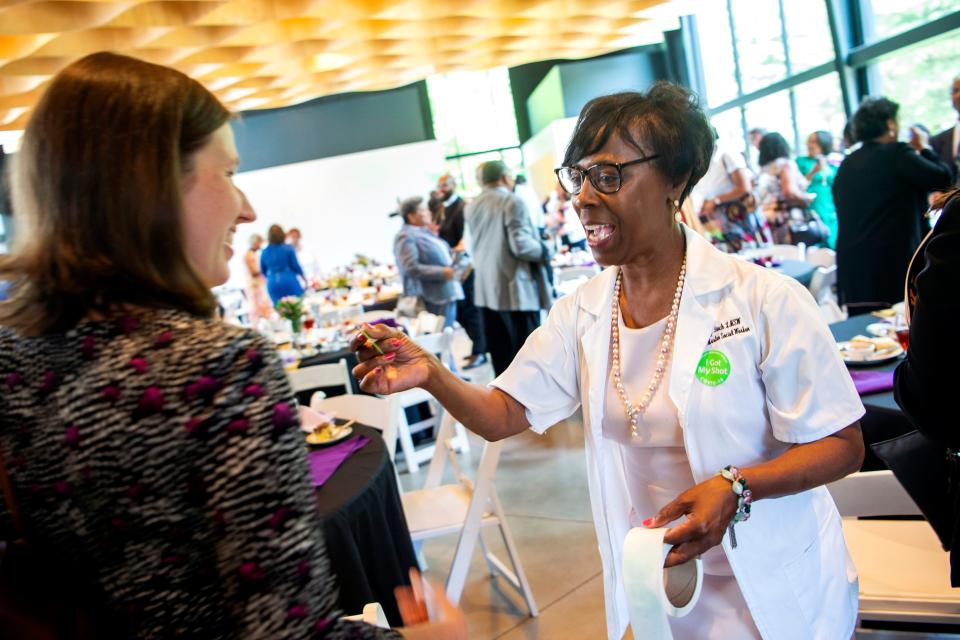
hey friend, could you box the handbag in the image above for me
[870,430,956,550]
[0,450,106,639]
[771,198,830,246]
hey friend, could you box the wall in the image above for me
[227,139,446,288]
[232,81,433,172]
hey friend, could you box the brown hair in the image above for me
[0,52,230,335]
[932,188,959,211]
[267,224,286,245]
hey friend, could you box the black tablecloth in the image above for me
[775,259,817,287]
[829,315,914,470]
[314,424,418,626]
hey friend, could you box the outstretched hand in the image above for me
[350,323,438,395]
[644,475,739,568]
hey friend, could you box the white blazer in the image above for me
[494,226,865,640]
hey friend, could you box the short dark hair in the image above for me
[853,97,899,142]
[0,51,228,335]
[267,224,286,245]
[479,161,508,185]
[810,130,833,155]
[399,196,424,222]
[562,82,714,204]
[757,132,791,167]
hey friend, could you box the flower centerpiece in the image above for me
[275,296,305,333]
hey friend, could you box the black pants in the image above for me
[480,307,541,376]
[456,271,486,356]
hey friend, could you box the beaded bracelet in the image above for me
[716,465,752,548]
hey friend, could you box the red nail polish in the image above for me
[374,367,382,375]
[389,338,403,347]
[642,518,653,527]
[383,352,396,361]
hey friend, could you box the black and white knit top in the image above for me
[0,308,400,639]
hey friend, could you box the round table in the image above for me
[314,424,418,626]
[774,259,816,287]
[829,314,912,470]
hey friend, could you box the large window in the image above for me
[691,0,959,163]
[865,0,957,41]
[872,29,960,135]
[426,67,522,195]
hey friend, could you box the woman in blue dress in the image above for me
[260,224,305,304]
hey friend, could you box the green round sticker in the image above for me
[696,350,731,386]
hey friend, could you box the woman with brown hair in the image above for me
[0,52,461,639]
[244,232,274,323]
[260,223,305,305]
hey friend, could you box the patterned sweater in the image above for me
[0,309,401,639]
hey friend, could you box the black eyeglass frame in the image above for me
[554,155,662,195]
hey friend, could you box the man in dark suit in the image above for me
[436,173,487,369]
[930,75,960,186]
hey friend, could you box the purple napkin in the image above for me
[849,370,894,395]
[370,317,398,328]
[308,435,369,486]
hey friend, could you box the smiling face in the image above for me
[181,124,255,287]
[571,128,681,267]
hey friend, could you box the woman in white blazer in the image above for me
[352,82,865,640]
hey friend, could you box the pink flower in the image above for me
[154,331,174,348]
[242,383,264,399]
[136,386,164,417]
[4,372,21,390]
[245,349,263,370]
[81,335,96,359]
[237,562,265,583]
[64,425,81,448]
[226,418,250,434]
[100,384,121,402]
[118,316,139,335]
[286,604,308,620]
[185,376,221,401]
[268,506,294,530]
[39,371,57,394]
[272,402,296,432]
[126,483,145,500]
[127,358,148,374]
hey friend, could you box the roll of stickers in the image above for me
[622,527,703,639]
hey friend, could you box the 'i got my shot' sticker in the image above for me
[696,350,730,386]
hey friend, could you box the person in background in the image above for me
[393,196,462,328]
[797,130,840,248]
[465,160,552,376]
[261,223,305,305]
[747,126,767,170]
[0,51,462,639]
[286,227,319,283]
[756,132,811,245]
[435,174,486,369]
[513,174,544,234]
[353,83,865,640]
[929,74,960,186]
[894,188,960,585]
[547,184,587,252]
[243,233,274,323]
[833,97,953,313]
[691,128,760,253]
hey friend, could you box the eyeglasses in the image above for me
[554,155,661,195]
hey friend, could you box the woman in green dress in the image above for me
[797,130,839,248]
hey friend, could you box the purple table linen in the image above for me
[308,435,370,487]
[849,370,894,395]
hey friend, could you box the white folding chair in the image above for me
[389,328,470,473]
[402,413,537,616]
[311,393,403,486]
[287,358,353,396]
[826,470,960,627]
[807,264,837,304]
[805,246,836,268]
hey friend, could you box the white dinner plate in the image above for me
[837,340,903,366]
[865,322,894,338]
[306,424,354,447]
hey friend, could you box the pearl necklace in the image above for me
[610,257,687,438]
